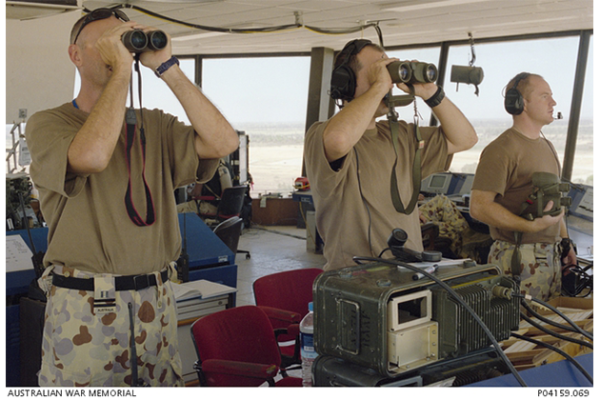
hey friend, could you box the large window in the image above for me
[202,56,310,196]
[75,33,591,197]
[441,36,592,183]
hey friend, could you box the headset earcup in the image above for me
[505,87,524,115]
[330,65,356,101]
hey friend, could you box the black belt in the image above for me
[52,269,170,292]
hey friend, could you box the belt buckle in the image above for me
[133,274,150,291]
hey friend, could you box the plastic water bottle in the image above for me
[300,301,317,387]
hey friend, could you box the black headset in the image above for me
[504,72,531,115]
[330,39,373,102]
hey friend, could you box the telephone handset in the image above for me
[387,228,442,263]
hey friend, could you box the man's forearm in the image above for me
[432,97,478,154]
[67,71,130,174]
[322,81,388,162]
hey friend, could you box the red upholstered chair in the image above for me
[252,268,323,371]
[190,305,302,387]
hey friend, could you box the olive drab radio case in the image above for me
[312,260,520,378]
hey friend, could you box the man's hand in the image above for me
[366,57,397,93]
[95,21,137,74]
[531,200,565,232]
[394,60,438,100]
[137,26,173,71]
[396,81,438,100]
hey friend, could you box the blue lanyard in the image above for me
[72,99,79,109]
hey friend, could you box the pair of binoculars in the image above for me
[529,172,571,219]
[387,61,438,84]
[122,30,167,53]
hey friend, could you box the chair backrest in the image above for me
[215,185,247,220]
[190,305,282,387]
[253,268,323,320]
[212,216,243,254]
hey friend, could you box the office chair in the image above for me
[190,305,303,387]
[200,185,247,226]
[253,268,323,371]
[212,218,251,260]
[202,186,251,259]
[212,216,243,261]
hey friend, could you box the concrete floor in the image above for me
[233,225,326,307]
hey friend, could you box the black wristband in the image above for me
[155,56,180,78]
[425,86,445,108]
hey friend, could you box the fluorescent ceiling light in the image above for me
[172,31,228,41]
[383,0,495,13]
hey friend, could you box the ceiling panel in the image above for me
[73,0,593,55]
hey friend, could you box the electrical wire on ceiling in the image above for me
[97,3,383,38]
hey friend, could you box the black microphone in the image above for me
[554,111,563,120]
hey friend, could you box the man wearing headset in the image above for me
[304,39,477,271]
[470,73,577,301]
[25,8,238,386]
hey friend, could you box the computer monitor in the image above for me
[568,184,593,222]
[421,173,451,194]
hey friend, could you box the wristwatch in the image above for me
[155,56,180,78]
[425,86,445,108]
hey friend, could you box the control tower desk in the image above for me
[178,212,238,290]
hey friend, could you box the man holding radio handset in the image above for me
[470,73,577,301]
[26,8,238,386]
[304,39,477,271]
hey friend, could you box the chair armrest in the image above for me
[200,359,278,380]
[258,306,302,324]
[286,323,299,337]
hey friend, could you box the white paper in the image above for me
[171,279,236,302]
[6,235,34,272]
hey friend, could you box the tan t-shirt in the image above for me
[304,119,452,270]
[25,103,218,275]
[471,128,561,244]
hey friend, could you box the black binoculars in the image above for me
[122,30,168,53]
[387,61,438,84]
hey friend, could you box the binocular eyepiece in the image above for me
[387,61,438,85]
[122,30,168,53]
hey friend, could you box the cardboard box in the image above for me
[532,296,593,316]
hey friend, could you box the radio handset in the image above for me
[387,228,442,262]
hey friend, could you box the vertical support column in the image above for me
[194,55,203,87]
[429,42,450,127]
[303,47,335,175]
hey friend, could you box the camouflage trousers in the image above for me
[488,240,562,302]
[419,194,470,256]
[37,264,184,387]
